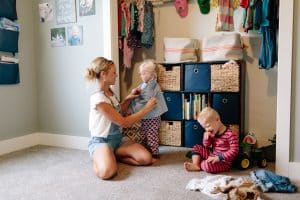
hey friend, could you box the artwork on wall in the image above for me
[55,0,76,24]
[67,25,83,46]
[50,27,66,47]
[38,2,54,22]
[79,0,95,16]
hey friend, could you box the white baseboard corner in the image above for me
[0,133,89,156]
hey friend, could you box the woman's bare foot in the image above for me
[184,161,201,171]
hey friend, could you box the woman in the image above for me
[84,57,157,180]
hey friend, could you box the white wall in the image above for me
[119,1,277,146]
[34,0,104,136]
[0,0,38,140]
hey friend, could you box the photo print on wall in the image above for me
[51,27,66,47]
[55,0,77,24]
[79,0,95,16]
[67,25,83,46]
[38,2,54,22]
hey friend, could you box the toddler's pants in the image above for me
[192,144,231,173]
[141,116,161,156]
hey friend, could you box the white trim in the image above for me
[276,0,294,177]
[0,133,89,156]
[38,133,89,150]
[289,163,300,187]
[0,134,39,155]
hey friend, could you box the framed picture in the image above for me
[55,0,76,24]
[38,2,54,22]
[67,25,83,46]
[79,0,95,16]
[50,27,66,47]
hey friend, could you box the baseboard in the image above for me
[0,133,89,156]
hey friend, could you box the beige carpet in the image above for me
[0,145,299,200]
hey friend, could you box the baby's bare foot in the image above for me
[183,161,201,171]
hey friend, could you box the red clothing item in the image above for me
[192,127,239,173]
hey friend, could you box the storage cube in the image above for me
[211,61,240,92]
[184,120,204,148]
[157,64,182,91]
[212,93,240,124]
[0,63,19,84]
[159,121,182,146]
[184,63,210,92]
[0,29,19,53]
[162,92,183,120]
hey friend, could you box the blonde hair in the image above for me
[197,107,220,123]
[139,59,157,79]
[84,57,114,81]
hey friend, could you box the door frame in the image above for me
[277,0,300,185]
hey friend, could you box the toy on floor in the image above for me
[233,132,268,170]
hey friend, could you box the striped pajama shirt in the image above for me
[192,127,239,173]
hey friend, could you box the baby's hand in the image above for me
[203,131,214,140]
[207,156,220,164]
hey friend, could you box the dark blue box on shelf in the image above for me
[0,63,20,84]
[0,29,19,53]
[212,93,240,124]
[184,63,210,92]
[162,92,183,120]
[184,120,204,148]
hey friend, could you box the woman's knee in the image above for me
[136,149,152,165]
[94,164,117,180]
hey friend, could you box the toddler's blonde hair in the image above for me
[197,107,220,123]
[139,59,157,79]
[84,57,114,81]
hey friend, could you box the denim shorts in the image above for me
[88,133,123,157]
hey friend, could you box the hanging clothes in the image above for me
[255,0,279,69]
[141,1,154,49]
[215,0,235,31]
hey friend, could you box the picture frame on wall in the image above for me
[55,0,76,24]
[67,25,83,46]
[38,2,54,22]
[79,0,95,16]
[50,27,66,47]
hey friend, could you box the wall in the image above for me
[119,1,277,147]
[33,0,105,137]
[0,1,39,140]
[291,0,300,162]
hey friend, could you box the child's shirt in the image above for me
[203,127,239,162]
[130,79,168,119]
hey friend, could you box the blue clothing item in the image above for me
[88,121,123,156]
[130,79,168,119]
[68,36,81,46]
[250,169,297,193]
[258,26,277,69]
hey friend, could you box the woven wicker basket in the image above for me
[211,61,240,92]
[159,121,181,146]
[157,64,181,91]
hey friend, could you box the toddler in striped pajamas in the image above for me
[184,107,239,173]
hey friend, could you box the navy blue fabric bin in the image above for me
[0,63,20,84]
[184,120,204,148]
[212,93,240,124]
[0,29,19,53]
[162,92,183,120]
[184,63,210,92]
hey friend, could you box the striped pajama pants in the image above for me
[140,116,161,156]
[192,144,231,173]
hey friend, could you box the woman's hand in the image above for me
[125,87,141,101]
